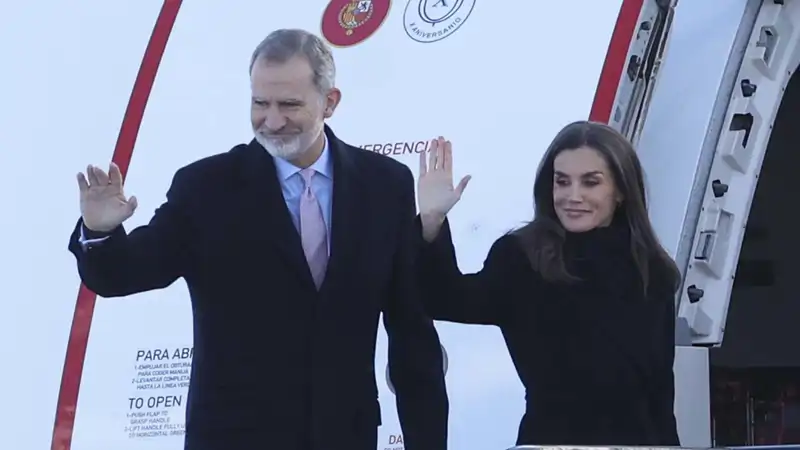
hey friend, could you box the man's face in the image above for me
[250,56,331,161]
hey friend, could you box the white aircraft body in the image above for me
[3,0,800,449]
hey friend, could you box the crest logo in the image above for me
[321,0,392,47]
[403,0,476,43]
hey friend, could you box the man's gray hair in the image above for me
[249,29,336,93]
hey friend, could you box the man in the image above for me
[69,29,448,450]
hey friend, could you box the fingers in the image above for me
[435,137,445,170]
[95,166,110,185]
[421,136,455,180]
[109,162,123,187]
[82,163,124,188]
[426,136,452,172]
[455,175,472,197]
[443,139,452,172]
[428,138,438,172]
[127,195,139,216]
[77,172,89,193]
[86,165,100,186]
[86,164,110,186]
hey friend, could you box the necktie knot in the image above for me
[300,167,315,187]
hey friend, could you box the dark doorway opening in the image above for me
[710,67,800,446]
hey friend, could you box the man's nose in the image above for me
[262,112,287,131]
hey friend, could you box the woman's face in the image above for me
[552,146,621,232]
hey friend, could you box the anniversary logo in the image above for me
[403,0,476,43]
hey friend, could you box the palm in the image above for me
[418,167,460,216]
[77,163,138,232]
[418,137,471,217]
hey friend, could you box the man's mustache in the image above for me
[258,130,301,137]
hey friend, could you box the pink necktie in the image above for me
[299,168,328,289]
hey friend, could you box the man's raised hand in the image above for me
[77,162,137,232]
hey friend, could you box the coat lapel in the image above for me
[238,141,315,288]
[319,125,368,294]
[236,126,370,293]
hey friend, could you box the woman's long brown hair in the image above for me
[513,120,681,295]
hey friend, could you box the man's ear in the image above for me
[323,88,342,119]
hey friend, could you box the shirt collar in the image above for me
[273,135,332,181]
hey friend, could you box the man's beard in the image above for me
[254,120,324,161]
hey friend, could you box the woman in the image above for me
[416,120,682,446]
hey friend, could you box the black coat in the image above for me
[417,218,679,446]
[68,125,448,450]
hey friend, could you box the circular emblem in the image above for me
[386,344,449,395]
[403,0,476,43]
[321,0,392,47]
